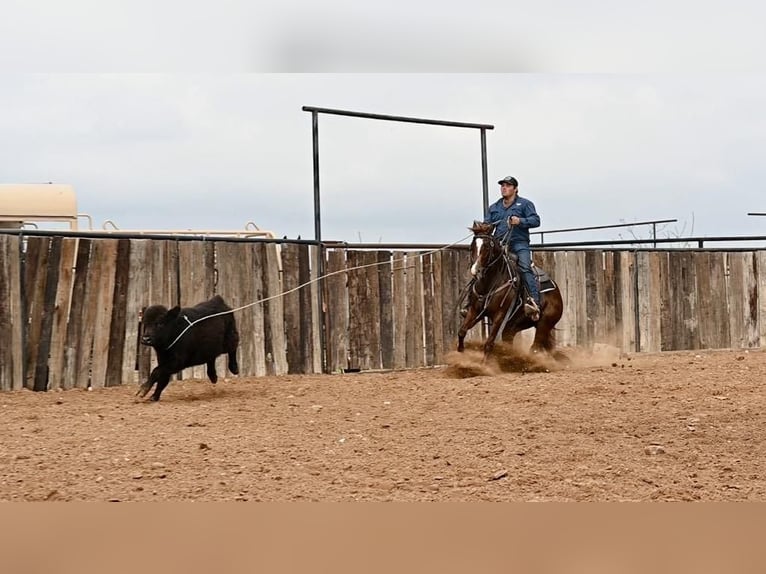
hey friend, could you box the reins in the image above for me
[470,232,519,315]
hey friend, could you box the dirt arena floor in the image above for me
[2,345,765,501]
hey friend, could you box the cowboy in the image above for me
[462,176,541,321]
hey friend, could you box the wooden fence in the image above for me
[1,233,765,391]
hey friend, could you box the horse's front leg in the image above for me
[457,307,483,352]
[483,314,507,361]
[484,311,515,361]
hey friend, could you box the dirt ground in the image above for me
[1,345,765,501]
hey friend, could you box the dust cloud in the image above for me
[444,341,626,379]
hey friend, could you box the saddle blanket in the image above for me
[533,266,557,293]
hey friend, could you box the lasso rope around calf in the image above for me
[162,233,474,350]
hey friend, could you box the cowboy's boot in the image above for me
[524,297,541,322]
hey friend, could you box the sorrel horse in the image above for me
[457,221,564,359]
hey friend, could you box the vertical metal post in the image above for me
[652,223,657,248]
[312,111,322,244]
[632,250,641,352]
[478,128,490,343]
[311,111,328,373]
[480,128,489,218]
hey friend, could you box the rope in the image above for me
[162,233,474,350]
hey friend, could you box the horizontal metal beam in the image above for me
[302,106,494,130]
[531,218,678,236]
[0,228,319,245]
[532,235,766,248]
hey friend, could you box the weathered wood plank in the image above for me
[0,236,11,391]
[430,250,445,364]
[555,251,574,347]
[62,239,92,389]
[127,241,151,387]
[281,243,303,374]
[673,251,699,350]
[346,250,363,371]
[236,242,259,377]
[694,251,714,349]
[346,251,362,371]
[406,252,425,367]
[75,240,108,388]
[262,243,287,375]
[657,251,673,351]
[249,243,267,377]
[421,252,436,366]
[33,237,63,391]
[377,251,394,369]
[573,251,588,346]
[602,251,617,347]
[23,237,50,389]
[90,240,119,389]
[0,235,23,391]
[309,246,323,374]
[105,239,130,387]
[392,251,407,369]
[365,251,382,370]
[584,250,601,346]
[758,252,766,348]
[325,248,348,373]
[296,243,315,374]
[727,252,746,349]
[48,238,77,391]
[742,251,759,349]
[636,251,661,353]
[616,251,637,352]
[438,250,457,353]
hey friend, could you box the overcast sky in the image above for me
[2,2,765,245]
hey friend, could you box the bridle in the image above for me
[468,231,521,317]
[470,233,505,282]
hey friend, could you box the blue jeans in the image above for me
[509,240,540,307]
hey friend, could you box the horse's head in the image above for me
[468,220,502,279]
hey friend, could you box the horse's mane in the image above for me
[469,220,495,234]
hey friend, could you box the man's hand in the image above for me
[508,216,521,226]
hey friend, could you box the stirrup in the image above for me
[524,299,540,321]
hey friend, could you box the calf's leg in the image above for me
[206,360,218,384]
[227,349,239,375]
[137,366,164,398]
[225,325,240,375]
[151,373,173,401]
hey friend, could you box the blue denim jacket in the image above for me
[484,195,541,244]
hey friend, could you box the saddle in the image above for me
[502,250,556,293]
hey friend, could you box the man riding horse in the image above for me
[462,175,541,321]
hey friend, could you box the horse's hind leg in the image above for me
[531,290,562,354]
[531,320,555,353]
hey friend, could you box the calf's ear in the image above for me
[166,306,182,320]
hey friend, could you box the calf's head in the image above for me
[141,304,181,347]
